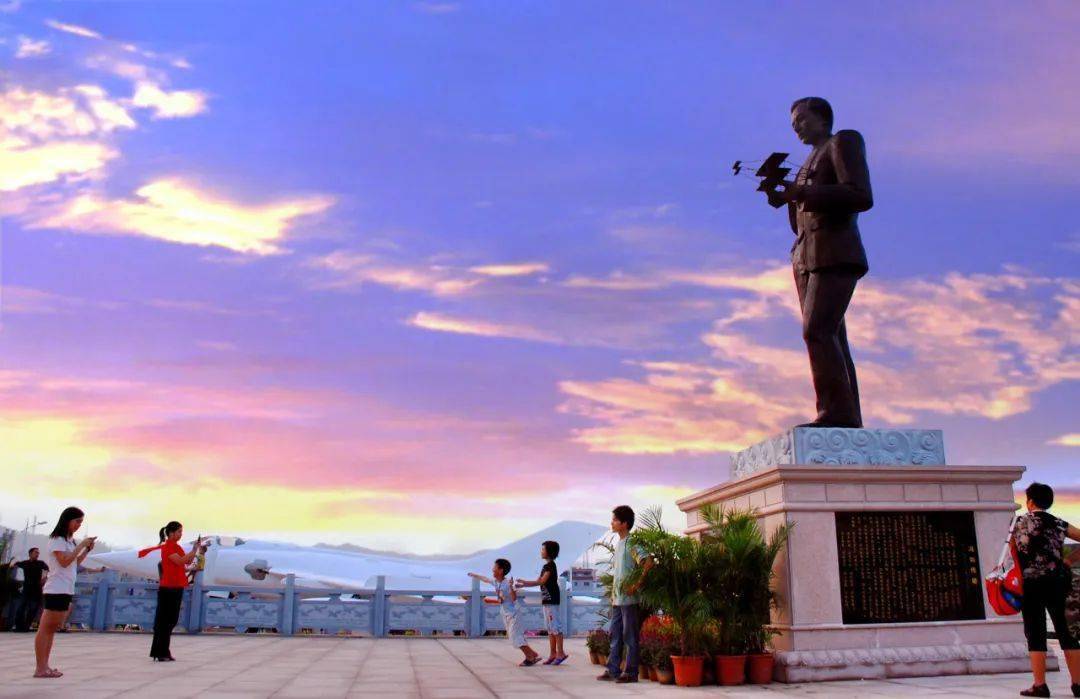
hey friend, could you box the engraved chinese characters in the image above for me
[835,511,985,624]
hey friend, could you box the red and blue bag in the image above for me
[985,515,1023,616]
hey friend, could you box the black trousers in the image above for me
[1022,575,1079,652]
[150,587,184,659]
[794,266,862,426]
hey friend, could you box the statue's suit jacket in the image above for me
[787,129,872,275]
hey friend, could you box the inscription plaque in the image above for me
[835,511,984,624]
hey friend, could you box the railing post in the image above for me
[564,582,573,638]
[187,571,203,634]
[372,576,386,638]
[103,577,116,630]
[281,574,295,636]
[92,571,114,631]
[468,577,483,638]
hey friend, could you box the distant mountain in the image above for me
[312,541,495,562]
[313,541,597,568]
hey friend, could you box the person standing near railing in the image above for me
[138,522,204,662]
[35,506,95,679]
[13,548,48,632]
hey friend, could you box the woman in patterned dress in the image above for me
[1013,483,1080,697]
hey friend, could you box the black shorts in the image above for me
[43,594,72,612]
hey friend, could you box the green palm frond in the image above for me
[698,504,793,653]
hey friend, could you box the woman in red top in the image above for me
[139,522,204,661]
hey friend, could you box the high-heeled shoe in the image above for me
[1021,684,1050,698]
[1070,683,1079,698]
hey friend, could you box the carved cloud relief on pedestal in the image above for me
[731,428,945,479]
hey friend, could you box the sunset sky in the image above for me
[1,2,1077,554]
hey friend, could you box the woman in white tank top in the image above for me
[34,506,96,679]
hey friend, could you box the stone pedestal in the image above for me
[678,428,1043,683]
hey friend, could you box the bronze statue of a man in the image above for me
[768,97,872,428]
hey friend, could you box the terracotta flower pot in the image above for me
[656,668,675,685]
[589,651,599,665]
[747,653,775,684]
[670,655,704,687]
[715,654,747,686]
[648,666,659,682]
[599,654,608,667]
[638,664,650,680]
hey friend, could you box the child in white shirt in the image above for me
[469,558,540,666]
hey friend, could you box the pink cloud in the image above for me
[0,367,580,497]
[559,266,1078,454]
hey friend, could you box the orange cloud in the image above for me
[559,266,1079,454]
[0,366,628,550]
[45,19,103,40]
[1050,434,1080,447]
[0,140,115,191]
[311,251,483,296]
[0,84,137,191]
[469,262,550,277]
[15,36,51,58]
[407,311,559,343]
[131,81,208,119]
[33,179,334,254]
[0,85,135,139]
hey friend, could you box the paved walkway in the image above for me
[0,633,1068,698]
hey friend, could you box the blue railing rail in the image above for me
[70,571,607,638]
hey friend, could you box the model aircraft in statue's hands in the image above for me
[732,152,793,208]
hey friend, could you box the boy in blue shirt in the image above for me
[598,505,652,683]
[469,559,540,666]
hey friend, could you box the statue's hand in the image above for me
[777,180,803,203]
[766,189,786,208]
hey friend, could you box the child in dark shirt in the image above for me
[516,540,567,665]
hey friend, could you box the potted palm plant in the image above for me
[622,508,712,687]
[746,626,778,684]
[699,505,792,686]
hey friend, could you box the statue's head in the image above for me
[790,97,833,146]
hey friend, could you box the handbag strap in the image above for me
[996,514,1020,569]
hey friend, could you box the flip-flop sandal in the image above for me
[33,669,62,678]
[553,655,569,665]
[542,657,557,665]
[519,658,539,667]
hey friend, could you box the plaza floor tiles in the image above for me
[0,633,1069,698]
